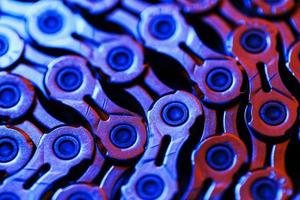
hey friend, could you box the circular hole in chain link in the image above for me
[149,15,176,40]
[107,46,134,72]
[68,192,93,200]
[251,178,279,200]
[206,144,234,171]
[240,29,267,53]
[0,84,21,109]
[161,102,189,126]
[0,137,18,163]
[136,174,164,200]
[206,68,233,92]
[259,101,287,126]
[37,10,64,34]
[0,193,20,200]
[53,135,80,160]
[110,124,137,149]
[0,34,9,57]
[56,67,83,92]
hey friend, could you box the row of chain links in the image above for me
[0,0,299,199]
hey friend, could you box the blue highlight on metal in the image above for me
[161,101,189,126]
[259,101,287,126]
[136,174,165,200]
[37,10,64,34]
[149,15,176,40]
[206,68,233,92]
[109,124,137,149]
[53,135,80,160]
[107,46,134,72]
[206,144,234,171]
[56,67,83,92]
[0,0,298,199]
[240,29,268,53]
[0,84,20,108]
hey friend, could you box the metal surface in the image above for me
[0,0,299,200]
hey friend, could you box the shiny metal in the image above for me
[0,0,299,199]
